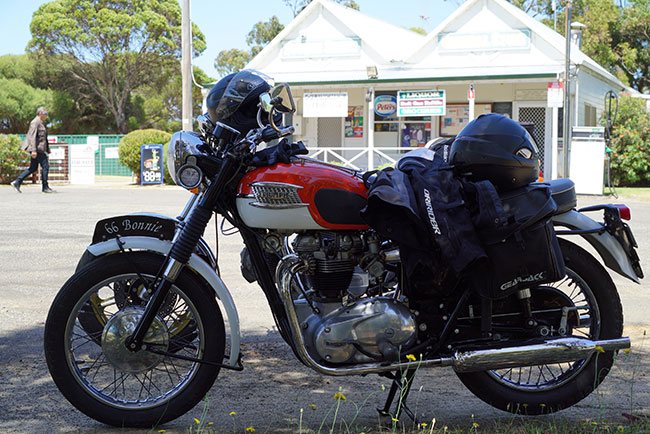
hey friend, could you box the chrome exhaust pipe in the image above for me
[277,254,631,377]
[452,337,631,373]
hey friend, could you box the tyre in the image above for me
[456,239,624,415]
[44,252,225,427]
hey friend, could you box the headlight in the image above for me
[167,131,206,188]
[176,164,203,189]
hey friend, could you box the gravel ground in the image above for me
[0,183,648,433]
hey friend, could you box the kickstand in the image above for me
[377,368,418,425]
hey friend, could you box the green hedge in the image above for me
[118,129,173,184]
[0,134,28,183]
[607,95,650,186]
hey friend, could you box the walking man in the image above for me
[11,107,54,193]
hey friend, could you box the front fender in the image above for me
[86,236,241,367]
[553,210,639,283]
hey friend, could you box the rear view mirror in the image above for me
[270,83,296,114]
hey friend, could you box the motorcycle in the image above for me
[44,71,643,428]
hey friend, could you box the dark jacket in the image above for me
[22,116,49,154]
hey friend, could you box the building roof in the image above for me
[246,0,626,89]
[246,0,424,81]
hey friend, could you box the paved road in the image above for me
[0,184,648,433]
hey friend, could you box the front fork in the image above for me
[126,154,236,352]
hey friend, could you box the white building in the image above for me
[247,0,627,179]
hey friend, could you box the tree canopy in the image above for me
[214,16,285,77]
[0,78,53,133]
[28,0,206,133]
[512,0,650,92]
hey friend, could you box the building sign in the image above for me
[345,106,364,137]
[49,147,65,160]
[70,144,95,185]
[547,81,563,108]
[303,92,348,117]
[374,95,397,117]
[140,144,164,185]
[105,147,119,159]
[397,90,446,117]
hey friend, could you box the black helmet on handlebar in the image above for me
[206,69,282,135]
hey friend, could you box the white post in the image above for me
[367,87,375,170]
[562,0,572,178]
[551,106,559,180]
[181,0,193,131]
[468,83,475,121]
[574,70,580,128]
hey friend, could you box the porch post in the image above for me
[551,106,559,180]
[367,87,375,170]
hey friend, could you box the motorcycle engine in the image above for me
[290,231,417,364]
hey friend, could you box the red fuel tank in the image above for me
[236,159,370,231]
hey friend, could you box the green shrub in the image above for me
[118,129,173,184]
[607,95,650,186]
[0,134,28,183]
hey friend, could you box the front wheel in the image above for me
[44,252,225,427]
[456,239,624,415]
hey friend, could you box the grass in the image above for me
[604,187,650,202]
[175,336,649,434]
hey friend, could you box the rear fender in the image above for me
[552,210,639,283]
[85,236,241,368]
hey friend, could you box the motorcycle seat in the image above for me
[537,178,577,214]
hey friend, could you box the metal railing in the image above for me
[307,146,419,171]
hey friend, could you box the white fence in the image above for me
[307,146,417,171]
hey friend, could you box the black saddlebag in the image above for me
[472,184,567,299]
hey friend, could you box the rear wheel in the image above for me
[456,240,623,414]
[44,252,225,427]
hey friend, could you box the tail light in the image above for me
[614,204,631,220]
[538,170,544,182]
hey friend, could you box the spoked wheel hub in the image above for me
[101,307,169,373]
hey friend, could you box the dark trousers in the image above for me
[16,152,49,190]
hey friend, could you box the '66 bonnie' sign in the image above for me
[91,215,176,244]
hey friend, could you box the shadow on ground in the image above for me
[0,325,648,433]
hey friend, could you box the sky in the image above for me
[0,0,458,79]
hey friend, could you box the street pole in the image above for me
[181,0,193,132]
[562,0,572,178]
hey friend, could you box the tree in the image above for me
[28,0,206,133]
[0,78,53,133]
[521,0,650,92]
[247,16,285,57]
[214,48,251,77]
[137,65,214,132]
[408,27,428,35]
[214,17,285,76]
[606,95,650,186]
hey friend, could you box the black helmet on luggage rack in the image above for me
[449,113,540,191]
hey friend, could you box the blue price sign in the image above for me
[140,144,164,185]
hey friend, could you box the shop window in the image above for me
[402,117,432,147]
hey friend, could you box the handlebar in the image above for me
[260,125,295,142]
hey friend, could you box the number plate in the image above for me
[91,215,176,244]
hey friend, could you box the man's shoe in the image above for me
[42,187,55,193]
[10,180,21,193]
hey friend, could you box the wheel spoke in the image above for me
[64,271,209,409]
[487,265,600,392]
